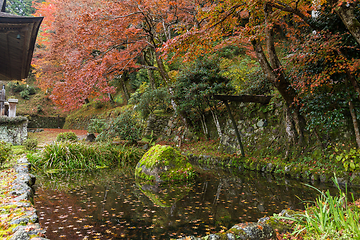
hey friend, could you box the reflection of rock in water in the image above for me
[136,180,192,208]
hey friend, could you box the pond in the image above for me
[34,166,360,240]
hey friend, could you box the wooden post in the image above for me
[223,100,245,157]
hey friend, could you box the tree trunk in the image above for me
[206,98,223,140]
[284,105,296,159]
[210,108,223,140]
[249,3,306,145]
[141,50,156,90]
[199,113,209,138]
[118,74,130,104]
[331,0,360,46]
[108,93,115,104]
[147,69,156,90]
[154,49,189,127]
[251,20,305,145]
[349,100,360,148]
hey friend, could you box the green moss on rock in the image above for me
[135,145,197,183]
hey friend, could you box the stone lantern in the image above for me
[8,99,18,117]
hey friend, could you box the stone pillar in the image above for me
[0,85,5,116]
[8,99,18,118]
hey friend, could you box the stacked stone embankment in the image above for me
[7,157,49,240]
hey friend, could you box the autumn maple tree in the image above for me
[163,0,360,148]
[33,0,201,111]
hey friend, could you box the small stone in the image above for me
[256,119,267,128]
[85,133,96,142]
[226,233,236,240]
[9,229,30,240]
[10,217,29,225]
[207,234,221,240]
[246,127,254,133]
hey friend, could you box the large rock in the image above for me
[135,145,196,183]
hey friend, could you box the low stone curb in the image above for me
[177,213,292,240]
[8,157,49,240]
[187,154,360,186]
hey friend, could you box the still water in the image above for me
[34,166,358,240]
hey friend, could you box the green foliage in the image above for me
[28,142,145,170]
[116,144,146,166]
[275,177,360,239]
[96,109,144,142]
[56,132,78,142]
[142,130,157,147]
[7,82,36,100]
[219,57,269,95]
[216,45,242,59]
[0,141,12,166]
[94,101,105,109]
[23,139,38,151]
[129,83,170,119]
[174,57,233,125]
[299,86,351,135]
[0,116,27,125]
[331,147,360,172]
[5,0,37,16]
[88,119,107,134]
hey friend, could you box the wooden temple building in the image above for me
[0,0,43,80]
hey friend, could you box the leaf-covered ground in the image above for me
[28,128,89,146]
[0,129,88,239]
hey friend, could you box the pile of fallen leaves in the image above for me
[0,168,18,238]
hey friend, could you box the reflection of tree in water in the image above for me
[34,166,357,239]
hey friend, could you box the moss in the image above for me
[227,227,247,236]
[135,145,197,183]
[256,162,264,171]
[0,116,27,125]
[211,233,228,240]
[265,216,292,233]
[350,173,360,185]
[249,161,257,170]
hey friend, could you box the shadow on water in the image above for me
[34,166,360,240]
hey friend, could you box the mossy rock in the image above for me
[135,145,197,183]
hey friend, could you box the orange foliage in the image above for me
[33,0,200,111]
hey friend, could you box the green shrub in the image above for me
[23,139,38,151]
[20,89,30,99]
[28,142,145,170]
[56,132,78,142]
[331,147,360,172]
[96,109,144,143]
[27,86,36,95]
[94,101,104,109]
[7,82,26,93]
[0,141,12,166]
[128,83,170,119]
[88,119,107,134]
[7,82,36,99]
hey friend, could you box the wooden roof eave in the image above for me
[0,11,43,80]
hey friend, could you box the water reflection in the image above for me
[34,167,360,239]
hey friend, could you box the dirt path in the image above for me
[28,128,89,146]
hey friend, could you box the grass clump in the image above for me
[276,176,360,240]
[23,139,38,151]
[0,141,12,166]
[28,142,145,171]
[56,132,78,142]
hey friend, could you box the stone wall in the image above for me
[27,115,66,128]
[0,116,28,145]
